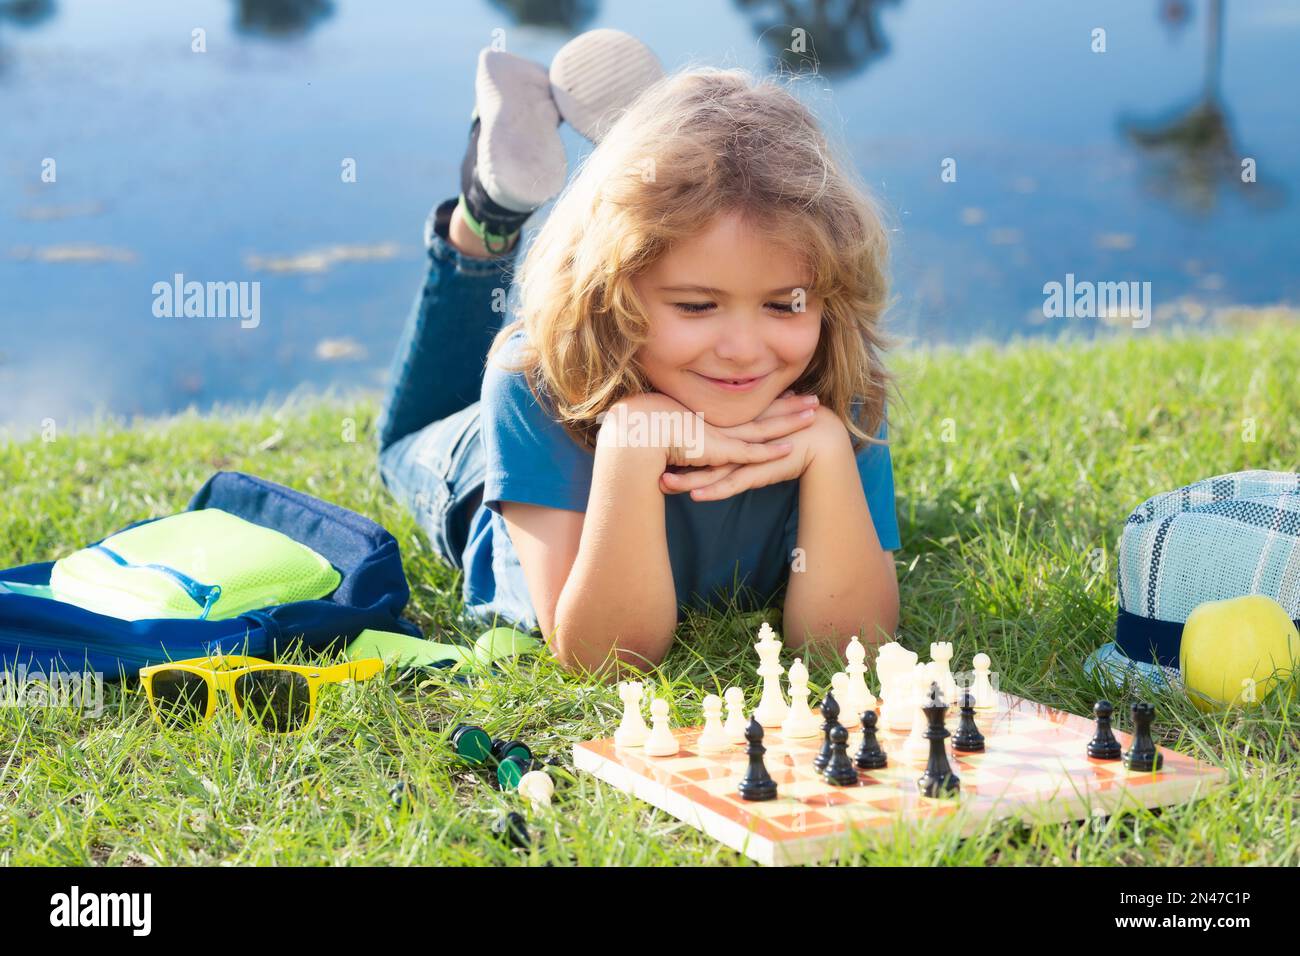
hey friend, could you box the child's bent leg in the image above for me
[378,401,484,569]
[377,198,519,452]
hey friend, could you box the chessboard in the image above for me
[573,692,1227,866]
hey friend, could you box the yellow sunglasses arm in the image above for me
[317,658,384,683]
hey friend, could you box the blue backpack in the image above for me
[0,472,421,680]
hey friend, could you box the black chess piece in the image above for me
[450,722,492,764]
[823,724,860,786]
[737,718,779,801]
[813,690,842,772]
[493,811,530,849]
[917,683,960,798]
[855,710,888,770]
[1122,701,1164,772]
[491,738,533,764]
[952,691,985,753]
[1087,700,1123,760]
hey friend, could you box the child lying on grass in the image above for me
[378,30,899,675]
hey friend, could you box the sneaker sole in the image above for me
[475,49,567,213]
[549,28,664,143]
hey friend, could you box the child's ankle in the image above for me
[450,198,519,259]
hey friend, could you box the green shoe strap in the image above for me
[456,194,519,256]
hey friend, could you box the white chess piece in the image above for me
[831,672,853,722]
[782,658,820,738]
[517,770,554,810]
[972,652,997,710]
[875,645,902,730]
[930,641,957,707]
[644,697,680,756]
[613,680,649,747]
[844,635,877,721]
[903,663,941,762]
[877,642,919,731]
[696,694,730,752]
[752,622,789,727]
[724,687,748,744]
[886,668,915,731]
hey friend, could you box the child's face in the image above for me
[631,210,822,427]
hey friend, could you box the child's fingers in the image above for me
[729,409,817,444]
[687,458,789,502]
[660,464,739,494]
[729,437,794,464]
[751,393,818,422]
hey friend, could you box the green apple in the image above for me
[1180,595,1300,712]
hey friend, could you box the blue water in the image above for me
[2,0,1297,433]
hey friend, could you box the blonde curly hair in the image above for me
[488,66,892,450]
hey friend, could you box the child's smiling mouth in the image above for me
[690,370,771,392]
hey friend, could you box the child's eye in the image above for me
[766,301,797,314]
[674,302,716,314]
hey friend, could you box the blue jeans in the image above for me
[377,198,520,569]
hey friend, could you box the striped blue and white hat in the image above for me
[1087,470,1300,688]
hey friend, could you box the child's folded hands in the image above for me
[658,390,835,500]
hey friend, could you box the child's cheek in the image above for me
[782,307,824,367]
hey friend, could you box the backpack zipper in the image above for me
[91,545,223,620]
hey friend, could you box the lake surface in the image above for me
[2,0,1297,433]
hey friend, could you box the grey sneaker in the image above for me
[458,49,567,250]
[549,28,664,143]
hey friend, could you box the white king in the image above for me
[752,622,789,727]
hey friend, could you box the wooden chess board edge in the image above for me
[575,738,1229,866]
[573,742,781,865]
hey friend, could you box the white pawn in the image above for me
[724,687,748,744]
[972,653,997,710]
[781,658,820,739]
[831,672,854,723]
[930,641,957,707]
[696,694,730,752]
[517,770,554,810]
[613,680,649,747]
[644,697,680,757]
[844,635,877,720]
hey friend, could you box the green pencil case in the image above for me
[49,508,342,621]
[346,626,541,674]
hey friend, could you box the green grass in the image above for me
[2,325,1299,866]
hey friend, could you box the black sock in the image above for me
[459,117,533,242]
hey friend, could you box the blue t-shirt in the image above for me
[460,330,900,631]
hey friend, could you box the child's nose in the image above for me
[713,316,765,365]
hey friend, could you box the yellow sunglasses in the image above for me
[138,654,383,734]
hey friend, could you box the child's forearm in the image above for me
[552,395,680,675]
[783,423,899,656]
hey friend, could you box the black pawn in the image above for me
[855,711,888,770]
[1123,701,1164,772]
[952,691,985,753]
[1087,700,1123,760]
[917,684,960,798]
[492,811,530,849]
[823,724,860,786]
[813,690,842,772]
[737,718,779,801]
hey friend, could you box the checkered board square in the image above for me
[572,693,1226,865]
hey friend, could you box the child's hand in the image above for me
[600,391,814,472]
[659,391,831,499]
